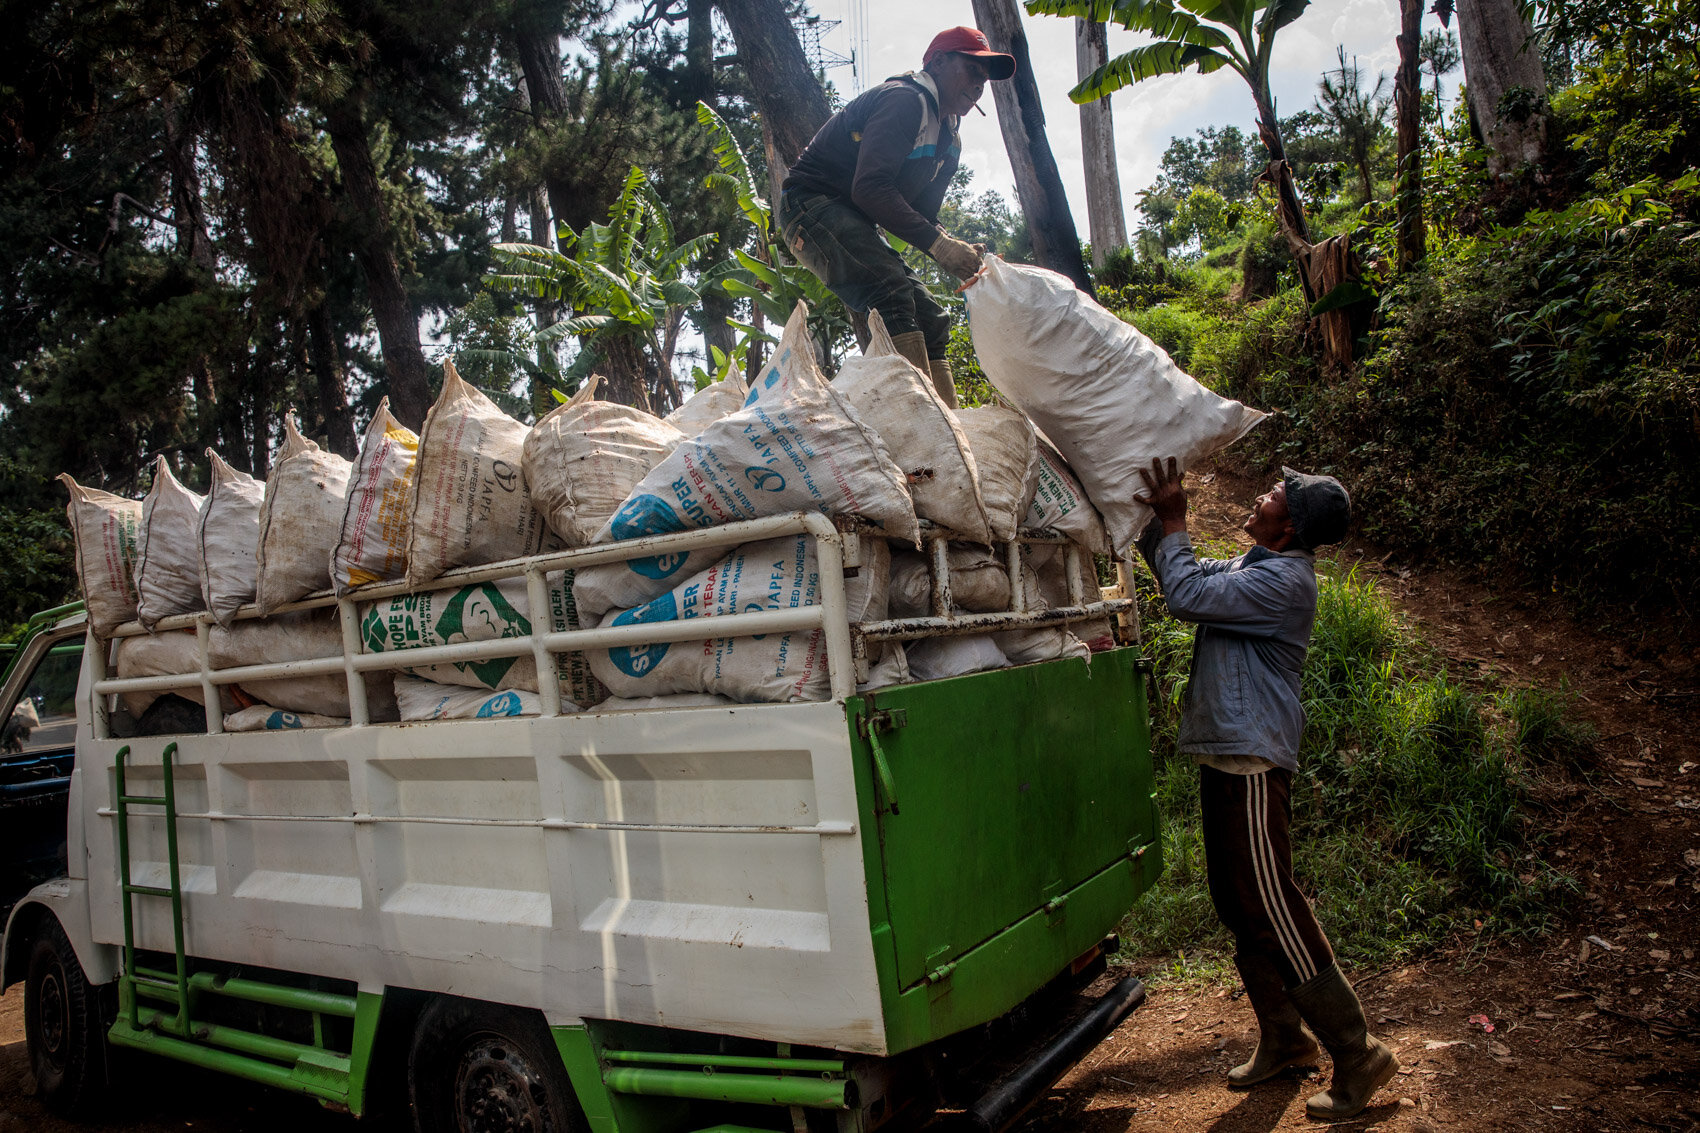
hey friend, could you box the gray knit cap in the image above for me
[1281,467,1351,548]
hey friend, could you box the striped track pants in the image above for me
[1199,764,1335,988]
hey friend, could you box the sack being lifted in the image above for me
[965,255,1266,554]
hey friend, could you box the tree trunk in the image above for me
[325,99,432,431]
[714,0,832,202]
[700,286,736,369]
[305,299,357,459]
[596,335,655,414]
[510,12,575,232]
[1075,19,1126,268]
[1455,0,1548,175]
[682,0,716,107]
[973,0,1092,292]
[163,102,216,274]
[1395,0,1426,269]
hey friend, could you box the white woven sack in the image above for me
[198,451,264,627]
[965,255,1267,554]
[406,360,557,587]
[888,547,1011,618]
[254,416,352,614]
[58,474,141,637]
[523,376,686,547]
[587,534,889,703]
[224,705,348,731]
[1026,438,1111,556]
[135,456,206,629]
[360,574,604,707]
[394,676,550,721]
[995,562,1091,666]
[832,311,992,543]
[209,610,398,720]
[115,611,398,722]
[573,304,917,620]
[955,406,1040,543]
[905,635,1009,682]
[332,398,418,594]
[1030,544,1115,647]
[665,373,748,437]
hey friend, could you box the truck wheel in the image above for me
[24,917,105,1115]
[407,997,587,1133]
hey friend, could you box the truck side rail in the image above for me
[88,511,1136,738]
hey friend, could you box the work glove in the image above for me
[929,231,984,282]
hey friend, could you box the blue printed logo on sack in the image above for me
[475,691,525,718]
[264,711,304,730]
[743,344,792,407]
[608,592,678,677]
[745,467,785,493]
[610,494,691,580]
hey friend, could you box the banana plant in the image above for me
[1028,0,1369,363]
[695,101,852,369]
[487,165,721,412]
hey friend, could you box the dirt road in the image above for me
[4,460,1697,1132]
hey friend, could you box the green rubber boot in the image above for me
[1287,964,1399,1119]
[1227,952,1319,1089]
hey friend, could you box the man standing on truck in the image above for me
[1136,459,1399,1121]
[776,26,1015,408]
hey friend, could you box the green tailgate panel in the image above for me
[848,648,1162,1053]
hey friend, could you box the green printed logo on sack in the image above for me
[744,467,785,493]
[608,592,680,677]
[265,711,305,730]
[609,494,691,580]
[360,583,529,688]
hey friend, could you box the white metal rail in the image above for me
[87,510,1136,738]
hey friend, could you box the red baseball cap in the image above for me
[923,27,1017,80]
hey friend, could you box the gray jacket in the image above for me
[1152,533,1317,771]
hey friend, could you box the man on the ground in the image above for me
[1137,458,1399,1121]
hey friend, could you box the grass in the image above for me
[1121,555,1581,981]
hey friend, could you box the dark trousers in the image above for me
[775,189,951,358]
[1200,764,1336,988]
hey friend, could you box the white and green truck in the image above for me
[2,512,1161,1132]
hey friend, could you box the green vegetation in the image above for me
[1124,554,1582,974]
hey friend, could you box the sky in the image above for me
[807,0,1462,232]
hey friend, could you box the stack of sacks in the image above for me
[829,310,992,544]
[665,372,748,436]
[360,574,605,714]
[332,398,418,594]
[255,416,352,613]
[405,359,559,586]
[523,376,686,547]
[573,301,917,619]
[59,475,142,637]
[134,457,206,629]
[113,609,398,724]
[585,533,890,704]
[966,255,1266,554]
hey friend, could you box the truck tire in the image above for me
[24,916,106,1115]
[407,997,588,1133]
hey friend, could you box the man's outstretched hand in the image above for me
[1137,456,1188,536]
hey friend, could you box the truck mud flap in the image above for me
[961,975,1146,1133]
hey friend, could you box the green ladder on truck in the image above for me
[107,743,384,1112]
